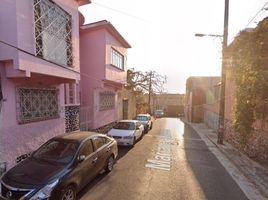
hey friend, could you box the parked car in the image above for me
[135,114,153,133]
[107,120,144,146]
[154,109,164,118]
[0,131,118,200]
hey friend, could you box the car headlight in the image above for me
[123,136,133,139]
[30,179,59,200]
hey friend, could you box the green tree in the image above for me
[228,17,268,146]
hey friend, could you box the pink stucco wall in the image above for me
[105,32,127,84]
[0,66,66,168]
[0,0,85,169]
[92,87,118,128]
[80,24,128,129]
[0,0,81,79]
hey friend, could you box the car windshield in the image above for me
[32,139,78,164]
[136,116,148,121]
[113,122,135,130]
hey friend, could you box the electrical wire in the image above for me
[91,1,153,24]
[0,39,126,84]
[245,1,268,28]
[227,1,268,43]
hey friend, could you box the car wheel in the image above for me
[105,156,114,172]
[60,185,76,200]
[150,123,153,130]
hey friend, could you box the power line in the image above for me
[228,1,268,43]
[0,39,125,84]
[91,1,153,24]
[245,1,268,28]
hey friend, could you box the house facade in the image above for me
[185,76,220,127]
[117,88,137,120]
[0,0,90,170]
[80,20,131,130]
[151,93,185,117]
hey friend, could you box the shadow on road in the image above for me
[116,146,132,160]
[77,145,131,199]
[183,124,248,200]
[77,170,108,199]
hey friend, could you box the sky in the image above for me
[79,0,268,94]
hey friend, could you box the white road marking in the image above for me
[145,130,172,171]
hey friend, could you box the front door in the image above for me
[122,99,128,120]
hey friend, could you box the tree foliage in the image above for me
[126,68,167,94]
[228,18,268,140]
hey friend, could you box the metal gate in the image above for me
[79,106,93,131]
[123,99,128,120]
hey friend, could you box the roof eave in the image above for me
[81,20,131,48]
[77,0,91,6]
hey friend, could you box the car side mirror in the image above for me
[78,155,86,163]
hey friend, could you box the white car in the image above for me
[135,114,153,133]
[107,120,144,146]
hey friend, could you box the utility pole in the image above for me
[148,71,152,114]
[217,0,229,144]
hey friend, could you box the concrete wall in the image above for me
[117,88,137,120]
[0,0,81,79]
[204,111,219,130]
[80,24,128,129]
[185,77,220,123]
[0,66,66,168]
[0,0,84,169]
[105,31,127,84]
[80,29,105,107]
[92,87,118,129]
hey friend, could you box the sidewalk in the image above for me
[185,121,268,200]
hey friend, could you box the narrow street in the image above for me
[78,118,248,200]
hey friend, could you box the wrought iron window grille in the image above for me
[34,0,73,67]
[99,92,115,111]
[16,87,59,123]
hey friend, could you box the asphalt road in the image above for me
[78,118,248,200]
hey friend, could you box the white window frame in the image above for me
[111,48,124,70]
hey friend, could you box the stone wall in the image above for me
[225,120,268,165]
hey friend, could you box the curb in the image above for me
[182,119,268,200]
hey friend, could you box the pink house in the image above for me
[0,0,90,170]
[80,20,131,130]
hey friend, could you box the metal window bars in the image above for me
[99,92,115,110]
[34,0,73,67]
[16,87,59,123]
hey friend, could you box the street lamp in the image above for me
[194,33,223,38]
[195,0,229,145]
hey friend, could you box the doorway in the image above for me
[122,99,128,120]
